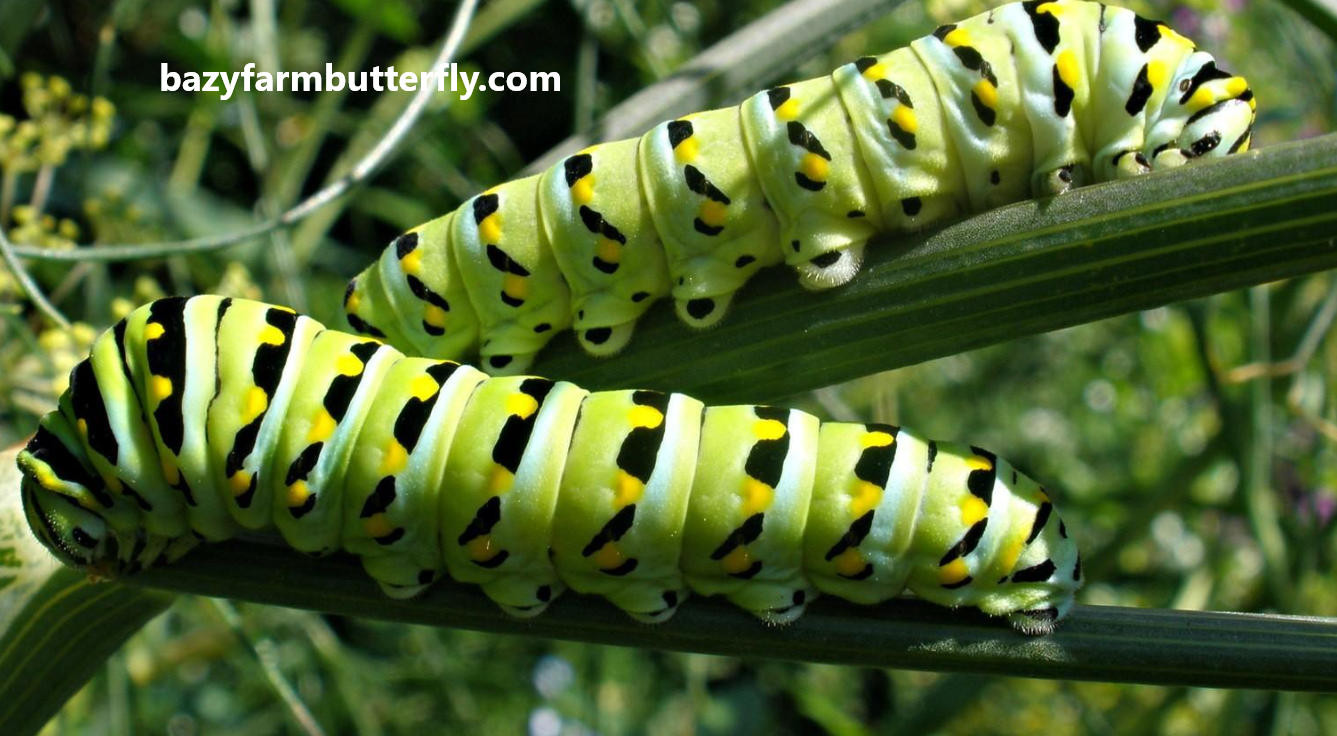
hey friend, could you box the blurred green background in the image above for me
[2,0,1335,732]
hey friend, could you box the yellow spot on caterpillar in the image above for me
[997,538,1025,577]
[571,175,595,205]
[77,418,88,437]
[1225,77,1248,97]
[1158,23,1195,48]
[1037,489,1051,504]
[1056,50,1079,89]
[400,247,422,275]
[742,477,774,515]
[698,199,727,228]
[720,545,754,575]
[33,466,62,492]
[614,469,644,507]
[596,237,621,264]
[286,480,310,508]
[833,547,867,577]
[465,534,498,561]
[105,476,123,493]
[964,455,994,471]
[242,386,269,424]
[150,376,173,402]
[505,392,539,419]
[380,440,409,475]
[942,28,971,47]
[861,431,894,449]
[489,466,515,493]
[589,541,626,570]
[335,353,364,377]
[1036,1,1065,15]
[308,409,337,443]
[972,79,998,111]
[423,305,448,330]
[799,152,828,183]
[673,136,699,164]
[1186,86,1216,111]
[1147,60,1168,92]
[364,513,394,539]
[503,273,528,301]
[228,470,253,497]
[960,495,989,526]
[890,104,918,134]
[851,480,882,517]
[628,405,664,430]
[753,418,787,441]
[860,61,887,81]
[939,557,970,586]
[345,289,361,312]
[479,213,502,243]
[145,322,165,340]
[259,325,285,346]
[773,96,800,121]
[409,374,439,402]
[161,458,181,486]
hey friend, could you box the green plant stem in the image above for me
[0,225,70,330]
[124,539,1337,692]
[530,134,1337,403]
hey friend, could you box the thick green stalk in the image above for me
[126,539,1337,692]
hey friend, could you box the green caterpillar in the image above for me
[344,0,1255,373]
[18,297,1080,634]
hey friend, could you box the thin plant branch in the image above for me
[0,224,70,330]
[9,0,480,264]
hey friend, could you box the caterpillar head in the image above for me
[20,475,120,574]
[1148,53,1255,170]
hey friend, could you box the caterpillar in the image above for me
[344,0,1256,374]
[17,297,1081,634]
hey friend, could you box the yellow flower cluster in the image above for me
[0,73,115,174]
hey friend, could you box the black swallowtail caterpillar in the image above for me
[18,297,1080,634]
[344,0,1256,374]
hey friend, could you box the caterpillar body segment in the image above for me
[639,108,783,328]
[345,0,1255,371]
[740,79,887,289]
[539,138,672,356]
[19,297,1082,634]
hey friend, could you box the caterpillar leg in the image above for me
[673,291,735,330]
[1039,162,1092,197]
[576,321,636,357]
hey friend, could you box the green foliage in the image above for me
[0,0,1334,733]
